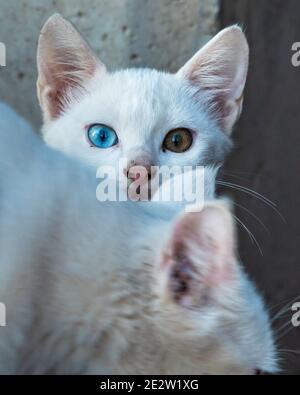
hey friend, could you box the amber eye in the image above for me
[162,129,193,153]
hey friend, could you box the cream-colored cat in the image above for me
[0,104,277,374]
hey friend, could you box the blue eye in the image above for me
[87,124,118,149]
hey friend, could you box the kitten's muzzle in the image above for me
[124,162,155,182]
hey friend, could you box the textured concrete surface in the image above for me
[0,0,219,128]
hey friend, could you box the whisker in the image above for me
[276,320,293,337]
[217,180,276,206]
[232,201,270,234]
[279,349,300,357]
[233,215,263,256]
[269,295,300,313]
[276,324,295,341]
[217,180,286,223]
[219,172,250,183]
[271,295,300,323]
[222,169,266,177]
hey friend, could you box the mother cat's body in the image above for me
[0,104,277,374]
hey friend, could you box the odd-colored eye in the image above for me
[163,129,193,153]
[87,124,118,149]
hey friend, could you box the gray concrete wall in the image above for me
[0,0,219,128]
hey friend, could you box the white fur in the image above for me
[0,105,277,374]
[38,16,249,175]
[43,68,230,171]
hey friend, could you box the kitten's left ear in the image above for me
[37,14,106,123]
[177,26,249,135]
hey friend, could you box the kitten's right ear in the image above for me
[37,14,106,123]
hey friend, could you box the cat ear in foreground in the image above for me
[160,201,237,308]
[177,26,249,135]
[37,14,106,123]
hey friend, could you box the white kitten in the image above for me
[38,15,248,191]
[0,106,277,374]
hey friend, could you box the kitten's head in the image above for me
[141,201,277,374]
[37,15,248,187]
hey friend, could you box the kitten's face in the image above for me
[43,68,231,172]
[38,15,249,187]
[139,202,277,375]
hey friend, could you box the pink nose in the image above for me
[124,159,153,182]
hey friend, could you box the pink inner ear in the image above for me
[161,205,237,307]
[171,213,201,246]
[177,27,249,134]
[170,211,224,258]
[41,60,98,120]
[162,243,235,308]
[37,14,106,122]
[45,76,68,119]
[169,254,199,307]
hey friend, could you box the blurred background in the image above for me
[0,0,299,374]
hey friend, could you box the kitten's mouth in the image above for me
[122,165,157,201]
[126,176,155,201]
